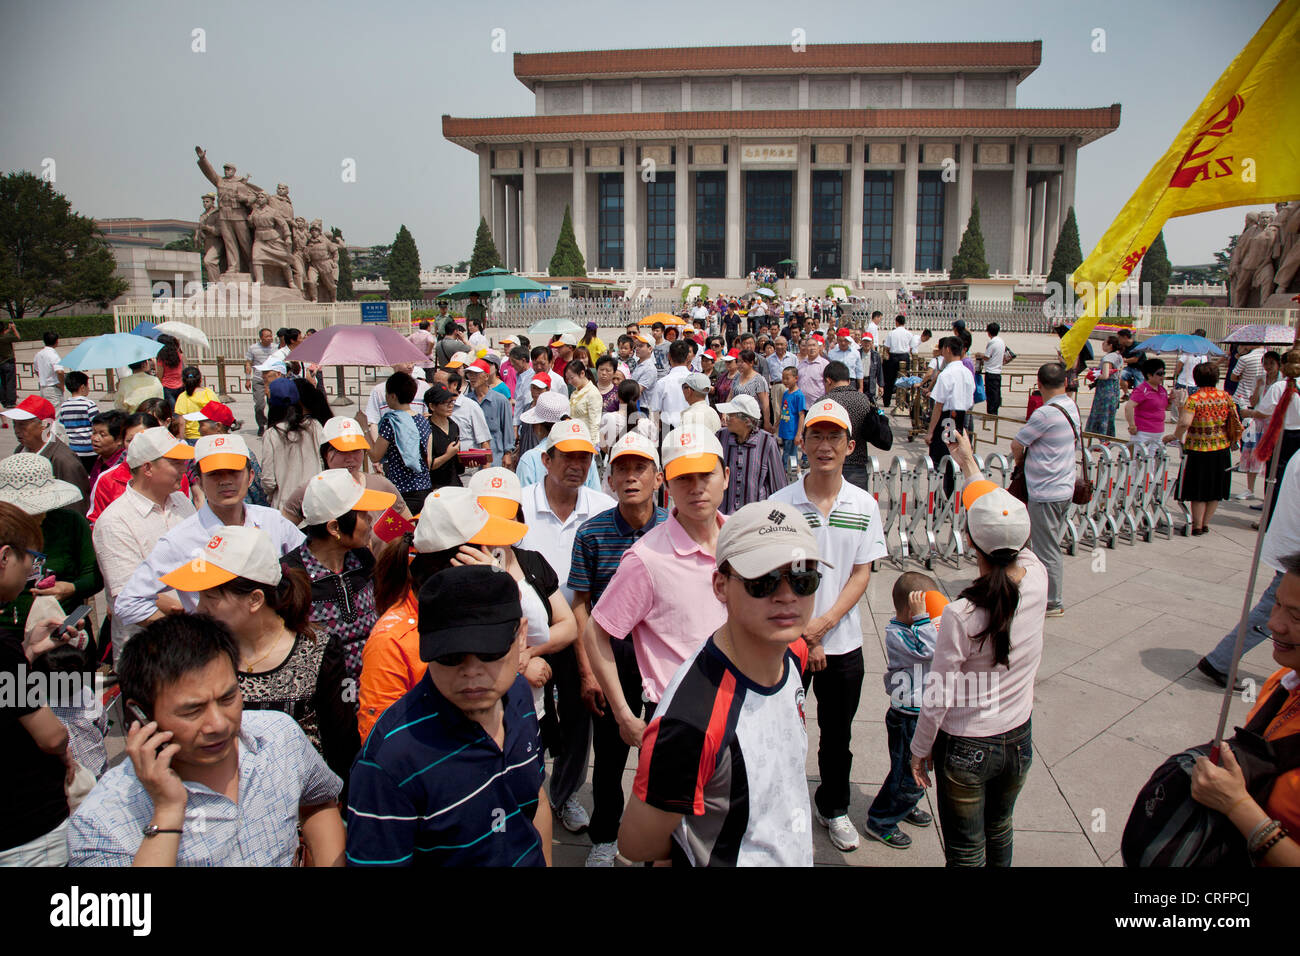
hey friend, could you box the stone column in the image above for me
[1029,177,1046,275]
[623,138,639,273]
[956,135,974,241]
[1010,136,1028,274]
[1061,138,1079,225]
[571,142,587,268]
[1043,173,1062,276]
[726,136,742,278]
[522,145,538,273]
[899,135,919,274]
[847,135,865,282]
[675,137,689,278]
[506,183,520,270]
[492,178,507,256]
[795,137,811,280]
[477,146,491,231]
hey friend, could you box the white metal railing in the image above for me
[1168,282,1227,296]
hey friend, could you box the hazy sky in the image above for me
[0,0,1279,269]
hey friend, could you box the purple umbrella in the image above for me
[1222,324,1296,345]
[284,325,427,367]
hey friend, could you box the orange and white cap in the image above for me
[803,398,851,431]
[468,466,523,518]
[546,418,596,454]
[301,469,396,526]
[126,426,196,469]
[965,486,1031,555]
[609,431,660,469]
[194,433,250,473]
[413,486,527,552]
[445,351,473,369]
[159,525,282,592]
[660,426,724,480]
[323,416,370,451]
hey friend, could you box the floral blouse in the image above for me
[1184,387,1238,452]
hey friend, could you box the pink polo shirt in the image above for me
[590,509,728,703]
[1130,381,1169,433]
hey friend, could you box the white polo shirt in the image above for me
[884,327,912,357]
[35,346,63,387]
[1256,379,1300,430]
[983,337,1006,374]
[519,481,616,606]
[766,477,888,656]
[931,359,976,411]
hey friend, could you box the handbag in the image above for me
[973,371,986,405]
[1224,401,1244,447]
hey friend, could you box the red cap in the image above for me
[812,332,825,342]
[727,348,740,358]
[467,360,490,375]
[530,372,552,388]
[198,401,235,427]
[702,350,717,360]
[1,395,57,421]
[836,327,852,338]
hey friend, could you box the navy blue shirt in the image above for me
[568,505,670,605]
[346,673,546,867]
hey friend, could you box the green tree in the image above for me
[1213,235,1237,285]
[548,204,587,277]
[948,198,989,280]
[0,171,128,319]
[1046,205,1083,292]
[387,224,421,301]
[455,259,470,272]
[163,235,199,253]
[1142,229,1171,307]
[331,227,353,301]
[468,217,503,276]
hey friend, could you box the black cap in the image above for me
[426,383,455,406]
[418,565,522,663]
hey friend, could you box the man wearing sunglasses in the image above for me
[346,564,552,867]
[618,501,827,866]
[766,397,888,852]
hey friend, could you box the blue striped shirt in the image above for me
[345,672,546,867]
[568,505,669,605]
[58,396,99,456]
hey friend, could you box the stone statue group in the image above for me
[1228,201,1300,308]
[195,145,345,302]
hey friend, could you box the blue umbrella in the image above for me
[60,333,163,371]
[129,321,161,340]
[1136,333,1223,356]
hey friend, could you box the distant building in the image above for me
[96,218,199,250]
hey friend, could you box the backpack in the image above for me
[1120,683,1300,867]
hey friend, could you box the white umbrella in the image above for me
[755,288,777,298]
[154,321,211,350]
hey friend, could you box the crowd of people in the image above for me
[2,307,1298,869]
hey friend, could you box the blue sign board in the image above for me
[360,301,389,323]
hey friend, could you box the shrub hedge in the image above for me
[10,315,116,340]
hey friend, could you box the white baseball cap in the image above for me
[803,398,851,432]
[469,466,522,518]
[300,469,397,527]
[554,332,579,347]
[715,501,832,579]
[521,392,570,425]
[608,431,660,469]
[126,426,197,469]
[965,486,1031,555]
[413,486,527,552]
[194,433,250,473]
[323,416,370,451]
[545,418,596,454]
[254,357,288,374]
[716,394,761,420]
[445,351,473,369]
[159,525,283,591]
[660,425,724,480]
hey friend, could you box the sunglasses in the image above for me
[431,648,510,668]
[729,568,821,599]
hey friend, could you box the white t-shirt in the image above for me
[983,337,1006,374]
[1256,378,1300,430]
[911,333,924,354]
[35,346,63,386]
[884,327,913,357]
[650,365,691,431]
[931,360,975,411]
[1175,352,1206,387]
[468,330,488,352]
[1261,448,1300,575]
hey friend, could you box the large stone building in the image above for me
[443,42,1119,284]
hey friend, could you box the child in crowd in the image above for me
[865,571,940,849]
[58,371,99,473]
[778,365,806,468]
[31,639,107,781]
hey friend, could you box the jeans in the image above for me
[541,644,592,809]
[0,818,68,866]
[781,437,799,463]
[935,718,1033,867]
[1205,570,1283,675]
[588,637,647,844]
[867,708,924,830]
[984,372,1002,416]
[1028,498,1071,608]
[1120,367,1143,390]
[801,647,865,818]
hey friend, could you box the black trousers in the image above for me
[801,647,865,818]
[883,357,902,406]
[984,372,1002,417]
[0,358,15,407]
[588,637,647,844]
[540,644,592,809]
[929,409,970,498]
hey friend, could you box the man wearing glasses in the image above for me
[618,501,829,866]
[767,398,888,851]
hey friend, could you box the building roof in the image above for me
[443,106,1121,149]
[514,42,1042,87]
[95,218,200,232]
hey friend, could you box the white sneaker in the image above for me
[1233,491,1255,500]
[559,796,590,833]
[815,811,860,851]
[585,841,618,867]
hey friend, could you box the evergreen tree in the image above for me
[1046,206,1083,292]
[468,217,503,276]
[331,227,353,301]
[0,171,128,319]
[387,224,421,301]
[1142,230,1171,307]
[548,205,587,277]
[948,198,989,280]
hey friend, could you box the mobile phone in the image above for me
[126,701,151,726]
[941,417,957,444]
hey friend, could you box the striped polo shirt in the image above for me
[567,505,669,605]
[345,673,546,867]
[58,396,99,456]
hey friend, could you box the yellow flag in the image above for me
[1060,0,1300,368]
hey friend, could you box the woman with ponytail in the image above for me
[160,525,360,784]
[1249,349,1300,529]
[910,431,1047,867]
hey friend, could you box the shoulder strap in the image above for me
[1243,682,1294,735]
[1048,402,1083,454]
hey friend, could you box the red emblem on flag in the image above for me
[372,507,415,543]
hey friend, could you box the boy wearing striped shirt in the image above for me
[58,371,98,472]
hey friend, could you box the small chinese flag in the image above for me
[372,507,415,542]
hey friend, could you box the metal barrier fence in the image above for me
[865,440,1189,571]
